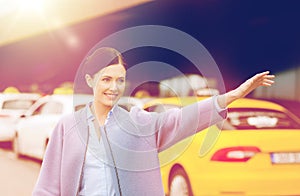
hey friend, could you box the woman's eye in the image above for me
[102,78,110,82]
[117,78,125,84]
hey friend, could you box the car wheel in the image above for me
[38,138,49,160]
[169,168,193,196]
[13,135,20,158]
[44,138,49,152]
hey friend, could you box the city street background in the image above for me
[1,0,300,195]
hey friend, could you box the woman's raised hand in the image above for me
[217,71,275,108]
[235,71,275,98]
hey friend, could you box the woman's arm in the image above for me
[155,71,275,151]
[155,96,226,152]
[217,71,275,108]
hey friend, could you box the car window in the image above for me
[2,100,35,110]
[33,101,63,115]
[225,108,300,130]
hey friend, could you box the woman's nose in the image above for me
[109,80,118,90]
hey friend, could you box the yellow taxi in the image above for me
[143,97,300,196]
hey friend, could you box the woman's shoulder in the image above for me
[128,105,155,126]
[55,108,87,135]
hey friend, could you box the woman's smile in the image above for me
[104,92,119,100]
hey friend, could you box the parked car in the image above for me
[143,97,300,196]
[0,93,40,143]
[13,94,92,160]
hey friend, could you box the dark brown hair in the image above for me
[83,47,126,77]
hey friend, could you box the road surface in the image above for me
[0,144,40,196]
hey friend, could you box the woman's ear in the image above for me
[85,74,93,88]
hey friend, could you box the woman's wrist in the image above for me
[217,89,240,109]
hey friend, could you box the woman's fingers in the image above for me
[263,79,275,84]
[238,71,275,96]
[262,71,275,85]
[257,71,270,77]
[252,72,269,82]
[264,74,275,79]
[254,71,275,86]
[262,82,274,86]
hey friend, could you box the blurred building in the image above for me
[159,74,218,97]
[253,67,300,117]
[254,67,300,101]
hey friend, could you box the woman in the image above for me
[32,47,274,196]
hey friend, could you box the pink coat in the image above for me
[32,97,226,196]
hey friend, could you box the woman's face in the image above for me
[86,63,126,109]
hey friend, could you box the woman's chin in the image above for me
[104,99,119,107]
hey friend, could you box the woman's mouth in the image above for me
[104,93,118,100]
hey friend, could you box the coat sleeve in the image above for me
[154,96,227,152]
[32,119,64,196]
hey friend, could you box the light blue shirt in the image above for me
[79,104,115,196]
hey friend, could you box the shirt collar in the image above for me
[86,102,115,122]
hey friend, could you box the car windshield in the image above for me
[2,100,35,110]
[145,104,300,130]
[33,101,63,115]
[225,108,300,130]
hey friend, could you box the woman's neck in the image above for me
[91,101,112,124]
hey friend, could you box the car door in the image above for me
[17,99,64,160]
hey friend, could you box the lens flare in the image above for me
[17,0,45,13]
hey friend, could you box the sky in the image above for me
[0,0,300,94]
[0,0,152,46]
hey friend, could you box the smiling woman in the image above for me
[32,44,275,196]
[84,48,127,124]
